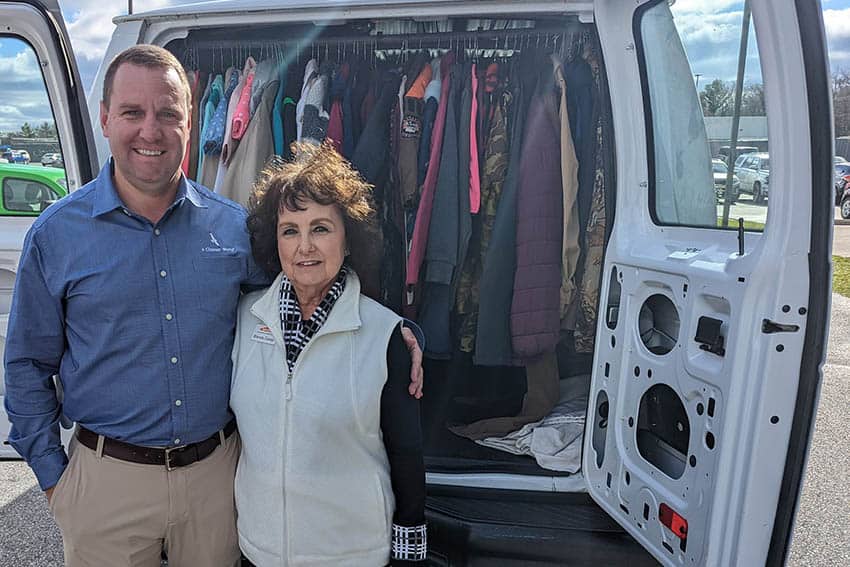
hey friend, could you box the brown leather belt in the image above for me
[76,419,237,470]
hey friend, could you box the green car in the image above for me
[0,163,67,216]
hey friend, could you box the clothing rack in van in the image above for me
[176,22,591,71]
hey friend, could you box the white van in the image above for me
[0,1,834,565]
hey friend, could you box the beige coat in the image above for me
[553,54,581,318]
[220,80,278,205]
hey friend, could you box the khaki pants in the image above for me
[50,431,241,567]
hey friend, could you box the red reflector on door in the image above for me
[659,503,688,539]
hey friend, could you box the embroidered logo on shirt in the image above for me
[202,232,236,254]
[251,325,276,345]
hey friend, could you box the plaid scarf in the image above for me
[279,266,347,372]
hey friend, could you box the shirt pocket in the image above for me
[192,256,244,320]
[193,255,244,274]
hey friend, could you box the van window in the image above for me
[0,36,65,214]
[639,0,770,230]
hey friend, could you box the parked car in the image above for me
[0,163,67,215]
[834,156,848,165]
[733,151,770,203]
[717,145,759,164]
[838,170,850,218]
[711,158,741,202]
[835,162,850,206]
[40,152,63,167]
[0,148,30,164]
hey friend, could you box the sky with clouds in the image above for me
[1,0,849,134]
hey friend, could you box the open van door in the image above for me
[583,0,832,565]
[0,0,96,456]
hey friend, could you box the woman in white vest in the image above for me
[230,142,427,567]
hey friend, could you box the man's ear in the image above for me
[99,101,110,137]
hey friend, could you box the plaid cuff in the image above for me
[391,523,427,561]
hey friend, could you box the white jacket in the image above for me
[230,270,401,567]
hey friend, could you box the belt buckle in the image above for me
[164,444,187,471]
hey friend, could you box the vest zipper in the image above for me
[285,369,293,400]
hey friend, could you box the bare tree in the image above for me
[700,79,734,116]
[834,70,850,138]
[740,83,765,116]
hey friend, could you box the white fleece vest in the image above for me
[230,271,401,567]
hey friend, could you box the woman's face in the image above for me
[277,199,347,300]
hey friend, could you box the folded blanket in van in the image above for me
[474,375,589,473]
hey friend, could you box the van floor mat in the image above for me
[425,489,659,566]
[426,490,622,532]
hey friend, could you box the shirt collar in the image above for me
[91,158,206,218]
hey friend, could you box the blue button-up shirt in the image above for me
[3,161,269,489]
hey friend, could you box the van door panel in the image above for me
[0,0,94,457]
[584,0,829,565]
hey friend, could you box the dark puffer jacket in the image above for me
[510,69,564,361]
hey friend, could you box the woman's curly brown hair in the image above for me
[246,141,381,290]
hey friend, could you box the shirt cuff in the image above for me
[391,523,427,562]
[30,449,69,491]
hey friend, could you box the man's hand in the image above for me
[400,326,424,399]
[45,486,54,505]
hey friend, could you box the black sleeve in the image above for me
[381,324,427,563]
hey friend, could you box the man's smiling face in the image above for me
[100,63,190,198]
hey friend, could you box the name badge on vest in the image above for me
[251,325,276,345]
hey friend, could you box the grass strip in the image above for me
[833,255,850,297]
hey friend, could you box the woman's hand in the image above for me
[400,327,424,399]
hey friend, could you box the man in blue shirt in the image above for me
[4,45,422,567]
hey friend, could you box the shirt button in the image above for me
[154,228,161,236]
[174,438,181,445]
[160,270,167,278]
[174,399,182,406]
[170,356,178,364]
[165,313,173,321]
[122,208,130,216]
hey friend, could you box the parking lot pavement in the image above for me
[716,197,767,226]
[788,292,850,567]
[0,462,62,566]
[1,296,848,565]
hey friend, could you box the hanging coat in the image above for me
[563,56,596,243]
[416,64,459,358]
[573,46,611,354]
[455,88,510,353]
[473,61,535,366]
[230,57,258,141]
[509,66,564,362]
[219,80,278,206]
[350,72,404,301]
[296,59,319,141]
[213,67,245,193]
[271,58,289,156]
[195,74,213,175]
[552,54,581,318]
[405,53,455,296]
[183,70,201,179]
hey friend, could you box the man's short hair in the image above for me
[102,44,191,109]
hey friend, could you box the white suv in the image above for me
[734,152,770,204]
